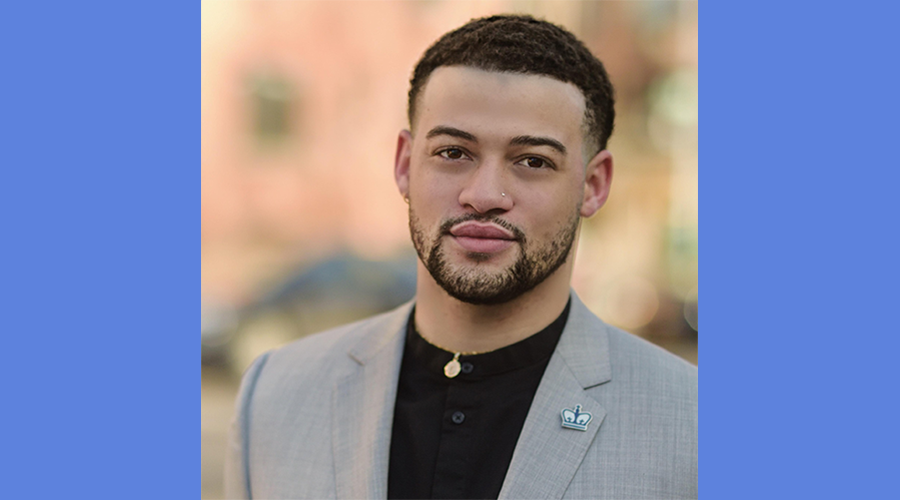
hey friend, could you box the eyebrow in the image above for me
[426,126,477,142]
[510,135,567,156]
[425,126,567,156]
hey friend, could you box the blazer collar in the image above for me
[551,291,612,389]
[334,291,611,500]
[334,301,412,499]
[346,291,608,377]
[347,300,414,365]
[499,291,613,499]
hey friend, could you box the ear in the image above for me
[580,149,613,218]
[394,129,413,199]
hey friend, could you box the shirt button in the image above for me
[461,362,474,374]
[451,411,465,424]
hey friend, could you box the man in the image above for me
[226,15,697,500]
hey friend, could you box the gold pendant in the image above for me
[444,353,462,378]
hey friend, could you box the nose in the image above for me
[457,156,514,214]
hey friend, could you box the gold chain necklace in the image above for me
[417,334,492,379]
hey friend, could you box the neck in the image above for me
[413,260,573,354]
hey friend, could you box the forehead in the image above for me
[414,66,587,149]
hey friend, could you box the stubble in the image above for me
[409,209,580,305]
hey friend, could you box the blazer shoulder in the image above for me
[243,301,412,388]
[605,323,697,396]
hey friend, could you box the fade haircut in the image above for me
[408,14,616,154]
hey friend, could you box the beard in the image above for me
[409,208,580,305]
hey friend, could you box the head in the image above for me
[395,15,615,305]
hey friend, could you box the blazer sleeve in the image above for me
[224,351,271,500]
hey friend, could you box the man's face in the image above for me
[396,66,610,305]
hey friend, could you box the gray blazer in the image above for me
[225,292,698,499]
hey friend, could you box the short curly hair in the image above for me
[408,14,616,154]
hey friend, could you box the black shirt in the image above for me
[387,300,570,499]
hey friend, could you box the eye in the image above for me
[439,148,467,160]
[519,156,553,169]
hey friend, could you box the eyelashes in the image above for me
[437,147,469,161]
[433,147,556,170]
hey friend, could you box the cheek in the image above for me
[531,186,578,215]
[524,190,580,233]
[415,179,452,202]
[409,186,452,234]
[411,169,462,211]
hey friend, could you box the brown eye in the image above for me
[523,157,546,169]
[440,148,465,160]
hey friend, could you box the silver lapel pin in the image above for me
[561,404,592,431]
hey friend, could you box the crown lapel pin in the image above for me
[560,404,592,431]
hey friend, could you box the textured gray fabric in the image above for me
[224,292,698,499]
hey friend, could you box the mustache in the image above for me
[438,213,526,242]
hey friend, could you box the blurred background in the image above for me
[201,1,697,497]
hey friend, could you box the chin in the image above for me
[464,252,494,263]
[448,242,519,265]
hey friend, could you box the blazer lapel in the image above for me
[499,293,612,500]
[333,303,411,499]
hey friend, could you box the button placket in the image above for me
[431,384,473,498]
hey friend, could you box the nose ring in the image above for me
[501,192,506,197]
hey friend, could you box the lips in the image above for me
[449,222,516,254]
[449,222,515,239]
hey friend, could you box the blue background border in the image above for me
[3,2,898,498]
[3,2,196,497]
[702,3,899,498]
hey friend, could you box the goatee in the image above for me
[409,209,580,305]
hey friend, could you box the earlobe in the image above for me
[580,150,613,218]
[394,130,413,199]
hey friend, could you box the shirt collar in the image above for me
[405,299,571,379]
